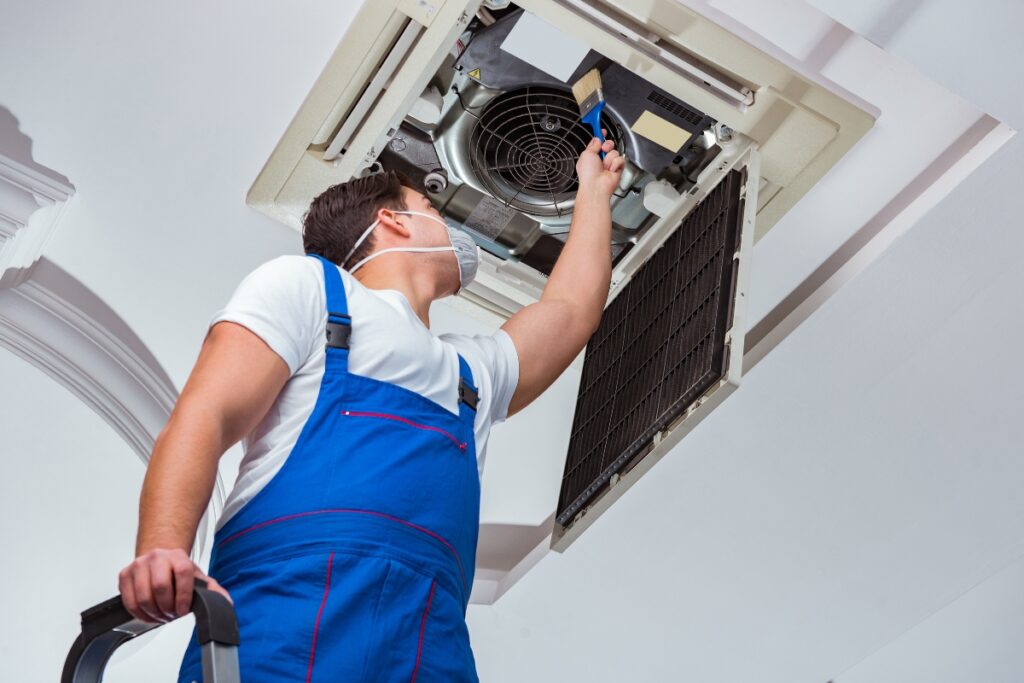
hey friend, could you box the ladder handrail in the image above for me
[62,578,240,682]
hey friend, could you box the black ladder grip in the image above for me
[62,577,239,683]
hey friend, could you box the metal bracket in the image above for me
[458,377,479,410]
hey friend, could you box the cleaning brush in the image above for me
[571,68,606,159]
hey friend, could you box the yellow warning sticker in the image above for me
[467,67,481,80]
[631,110,691,152]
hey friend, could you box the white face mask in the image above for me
[341,210,480,294]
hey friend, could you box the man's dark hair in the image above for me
[302,170,415,267]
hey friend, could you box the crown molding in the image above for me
[0,133,223,558]
[0,258,226,559]
[0,153,73,288]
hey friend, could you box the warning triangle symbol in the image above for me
[468,67,481,80]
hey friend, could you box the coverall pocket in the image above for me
[340,409,469,454]
[367,560,478,683]
[179,551,395,683]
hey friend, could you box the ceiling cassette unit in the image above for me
[248,0,874,580]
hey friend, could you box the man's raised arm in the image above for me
[501,136,624,417]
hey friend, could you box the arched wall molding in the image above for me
[0,110,223,559]
[0,151,72,287]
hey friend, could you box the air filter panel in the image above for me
[556,169,746,527]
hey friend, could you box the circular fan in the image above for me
[468,86,621,217]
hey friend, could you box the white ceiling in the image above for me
[1,0,1021,680]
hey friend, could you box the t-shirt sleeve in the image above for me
[442,328,520,426]
[207,255,322,376]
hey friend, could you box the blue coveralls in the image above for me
[179,253,482,682]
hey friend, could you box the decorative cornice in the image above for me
[0,153,73,288]
[0,117,223,559]
[0,258,226,560]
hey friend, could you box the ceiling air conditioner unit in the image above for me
[247,0,874,596]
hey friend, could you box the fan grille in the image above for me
[469,86,620,217]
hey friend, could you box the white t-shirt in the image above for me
[208,254,520,531]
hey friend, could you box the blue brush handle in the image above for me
[581,100,606,159]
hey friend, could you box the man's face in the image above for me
[395,187,447,245]
[402,186,444,220]
[397,186,460,294]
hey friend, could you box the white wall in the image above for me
[836,552,1024,683]
[1,0,1022,681]
[0,2,365,679]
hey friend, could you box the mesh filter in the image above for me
[556,170,745,526]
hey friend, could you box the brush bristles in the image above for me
[571,68,604,108]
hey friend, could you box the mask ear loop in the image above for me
[341,218,380,270]
[341,209,425,269]
[343,211,461,286]
[347,245,455,275]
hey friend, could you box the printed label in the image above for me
[464,196,517,239]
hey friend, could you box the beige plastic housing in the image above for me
[247,0,873,320]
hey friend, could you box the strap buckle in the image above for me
[458,377,478,411]
[325,312,351,350]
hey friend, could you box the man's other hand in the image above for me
[118,548,233,624]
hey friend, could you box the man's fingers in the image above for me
[206,577,235,605]
[119,567,140,621]
[118,549,214,624]
[173,559,196,617]
[602,150,623,175]
[205,576,235,605]
[132,562,166,624]
[192,565,234,605]
[150,555,178,618]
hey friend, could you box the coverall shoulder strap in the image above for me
[308,254,351,371]
[308,253,350,317]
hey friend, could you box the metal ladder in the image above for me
[62,578,240,682]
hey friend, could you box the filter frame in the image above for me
[555,168,747,528]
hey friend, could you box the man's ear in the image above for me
[375,207,411,239]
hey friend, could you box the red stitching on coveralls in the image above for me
[306,551,334,683]
[341,410,468,451]
[410,579,437,683]
[218,509,468,592]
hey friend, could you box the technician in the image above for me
[118,136,623,681]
